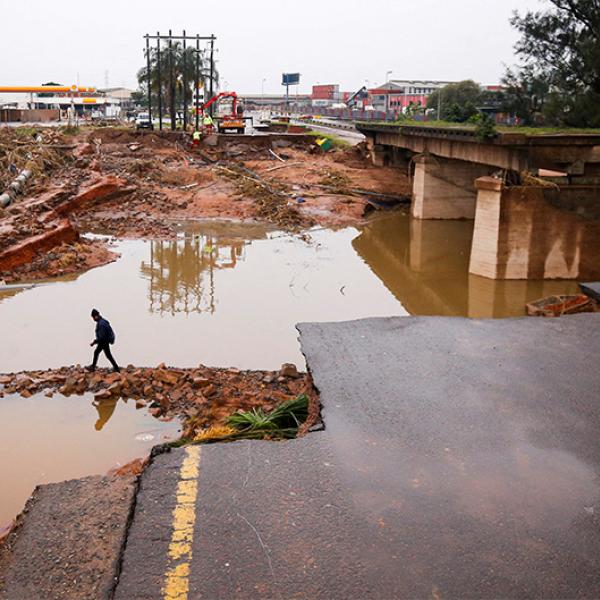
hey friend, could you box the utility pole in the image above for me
[386,70,393,120]
[182,29,188,131]
[195,34,200,131]
[209,35,215,117]
[145,35,152,124]
[156,32,163,130]
[168,29,175,131]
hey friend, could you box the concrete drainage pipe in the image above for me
[0,169,32,207]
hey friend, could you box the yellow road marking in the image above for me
[163,446,201,600]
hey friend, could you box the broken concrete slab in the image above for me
[113,449,185,599]
[0,474,137,600]
[114,440,371,600]
[53,176,135,216]
[0,218,78,271]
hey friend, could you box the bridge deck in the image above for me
[356,122,600,147]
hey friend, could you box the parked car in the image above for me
[135,113,153,130]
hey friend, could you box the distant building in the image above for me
[98,87,135,110]
[368,80,454,112]
[98,87,133,100]
[32,87,133,119]
[311,84,341,107]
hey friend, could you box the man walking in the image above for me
[87,309,120,372]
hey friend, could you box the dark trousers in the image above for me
[92,342,119,370]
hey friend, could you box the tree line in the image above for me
[426,0,599,128]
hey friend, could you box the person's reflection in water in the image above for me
[93,398,118,431]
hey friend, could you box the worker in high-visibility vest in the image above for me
[192,130,201,147]
[202,113,214,133]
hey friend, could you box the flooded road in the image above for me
[0,213,578,373]
[0,392,180,525]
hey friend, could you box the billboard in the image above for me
[282,73,300,86]
[312,84,339,100]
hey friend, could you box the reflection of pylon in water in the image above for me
[140,233,248,315]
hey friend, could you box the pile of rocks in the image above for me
[0,363,312,439]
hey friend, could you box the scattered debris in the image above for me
[215,163,313,230]
[0,125,409,283]
[268,149,286,163]
[319,168,351,190]
[526,294,597,317]
[0,239,118,284]
[0,128,68,192]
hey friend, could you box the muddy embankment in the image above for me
[0,125,409,284]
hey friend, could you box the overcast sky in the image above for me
[0,0,542,96]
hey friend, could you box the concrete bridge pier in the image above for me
[411,156,492,220]
[370,143,409,168]
[469,177,600,280]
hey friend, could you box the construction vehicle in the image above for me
[202,91,248,134]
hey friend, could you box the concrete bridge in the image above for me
[356,123,600,280]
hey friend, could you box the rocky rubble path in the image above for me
[0,363,312,440]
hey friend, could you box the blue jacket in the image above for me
[95,318,115,345]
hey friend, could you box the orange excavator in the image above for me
[202,91,247,134]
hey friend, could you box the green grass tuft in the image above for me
[227,394,309,431]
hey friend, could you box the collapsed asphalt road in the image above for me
[3,313,600,599]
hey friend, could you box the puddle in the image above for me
[0,214,578,373]
[0,391,180,525]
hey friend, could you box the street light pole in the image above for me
[182,29,187,131]
[145,34,152,125]
[209,35,215,117]
[261,78,266,103]
[385,70,393,120]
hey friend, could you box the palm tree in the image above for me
[137,42,219,122]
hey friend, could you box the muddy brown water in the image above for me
[0,212,579,524]
[0,392,180,525]
[0,213,578,372]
